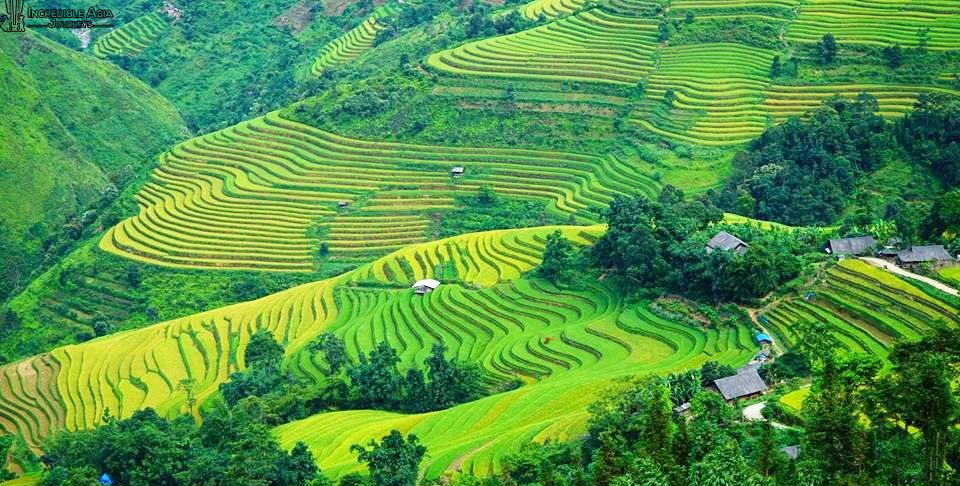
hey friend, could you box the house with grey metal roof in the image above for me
[713,364,768,402]
[826,236,876,256]
[896,245,952,265]
[705,231,749,255]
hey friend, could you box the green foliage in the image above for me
[699,361,737,386]
[711,94,892,226]
[590,188,813,301]
[896,94,960,188]
[310,333,351,374]
[0,31,187,303]
[536,230,582,287]
[767,351,811,380]
[351,430,426,486]
[436,188,567,239]
[670,17,784,49]
[817,33,838,64]
[40,408,321,486]
[246,330,285,369]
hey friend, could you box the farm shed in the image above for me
[412,279,441,295]
[337,201,349,209]
[451,166,465,177]
[705,231,749,255]
[713,364,768,402]
[826,236,876,256]
[896,245,952,268]
[755,333,773,345]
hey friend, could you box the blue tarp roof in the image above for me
[756,333,772,343]
[100,473,113,485]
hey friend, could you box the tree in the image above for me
[802,353,881,482]
[351,430,426,486]
[929,189,960,238]
[641,380,675,464]
[882,43,904,68]
[685,11,695,23]
[756,421,776,476]
[278,442,319,486]
[424,343,480,410]
[0,436,14,481]
[349,342,403,409]
[817,33,838,64]
[699,361,736,386]
[245,329,284,369]
[770,55,782,77]
[310,333,350,374]
[537,230,579,286]
[663,90,676,106]
[688,442,762,486]
[476,185,500,206]
[872,328,960,486]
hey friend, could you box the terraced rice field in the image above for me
[311,5,398,76]
[0,225,760,477]
[429,10,658,85]
[92,12,168,57]
[428,1,959,145]
[99,110,658,271]
[635,43,775,145]
[760,259,959,363]
[786,0,960,50]
[940,266,960,286]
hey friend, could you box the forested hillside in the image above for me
[0,31,188,308]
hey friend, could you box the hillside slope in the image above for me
[0,224,761,477]
[0,31,189,302]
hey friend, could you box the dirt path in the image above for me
[747,308,784,356]
[742,402,787,429]
[859,257,958,296]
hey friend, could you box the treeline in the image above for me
[539,186,823,302]
[444,327,960,486]
[709,93,960,248]
[218,330,485,424]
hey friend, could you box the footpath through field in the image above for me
[859,257,959,297]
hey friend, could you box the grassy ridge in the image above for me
[99,110,658,271]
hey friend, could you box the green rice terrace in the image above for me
[3,0,960,483]
[99,110,658,271]
[759,259,959,363]
[429,0,960,145]
[311,5,400,77]
[91,12,169,57]
[0,225,759,477]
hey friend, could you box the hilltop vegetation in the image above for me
[0,30,188,305]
